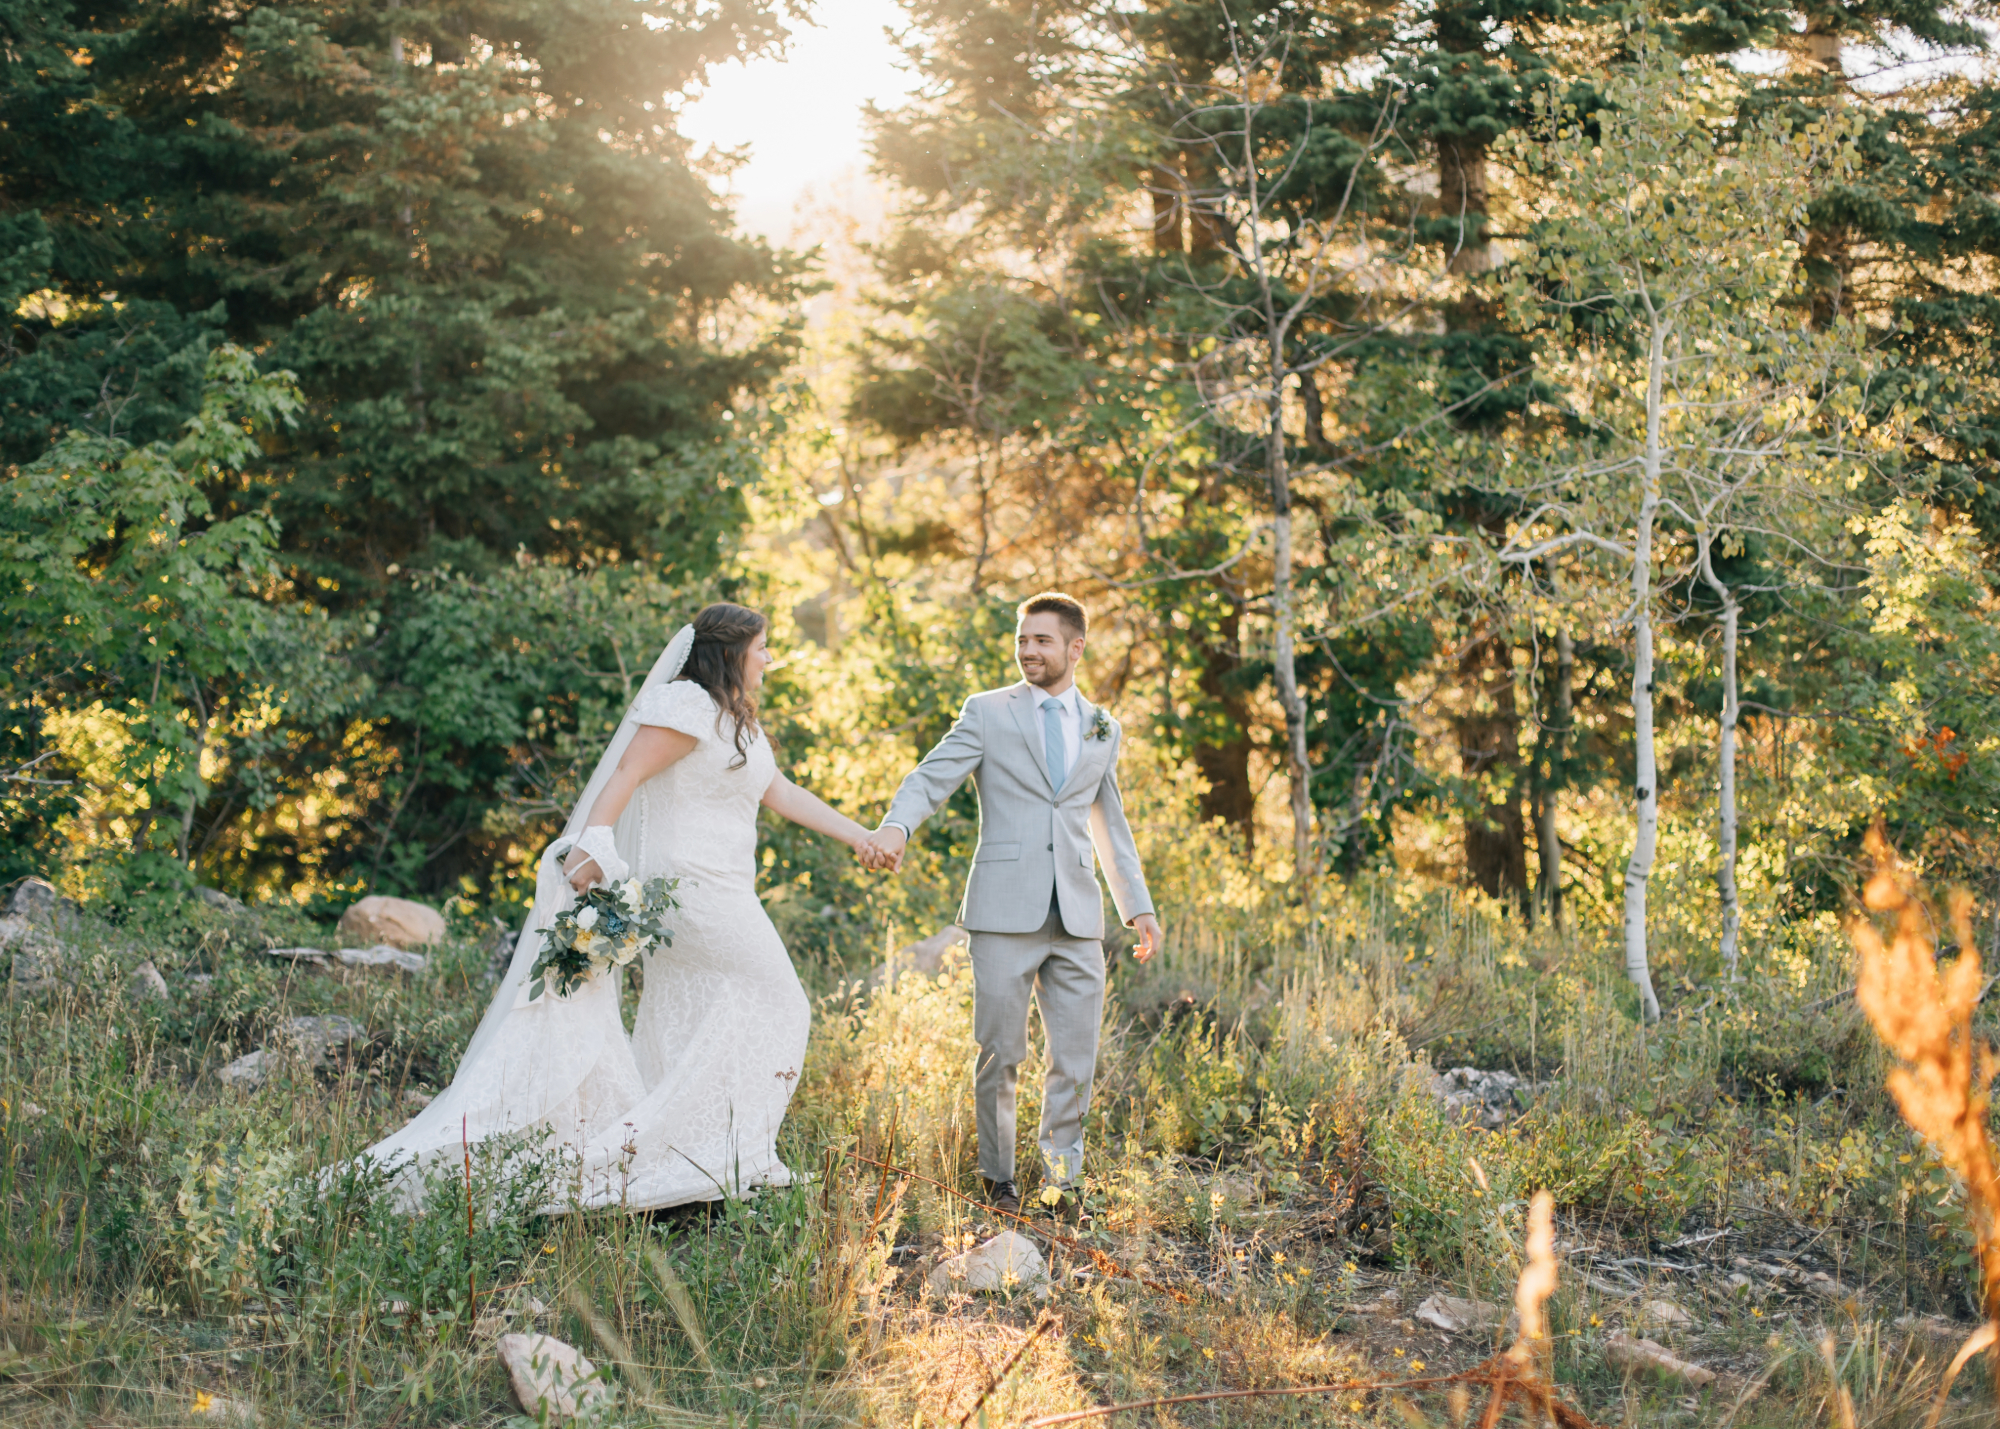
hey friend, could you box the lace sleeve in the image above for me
[632,678,717,740]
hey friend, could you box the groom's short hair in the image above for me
[1018,591,1088,643]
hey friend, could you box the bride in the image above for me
[358,602,882,1210]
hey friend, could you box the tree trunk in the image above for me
[1536,628,1573,930]
[1460,631,1529,917]
[1623,316,1666,1023]
[1269,411,1314,877]
[1791,25,1850,328]
[1149,163,1184,254]
[1698,537,1742,981]
[1192,606,1257,848]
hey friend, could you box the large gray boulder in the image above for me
[337,896,446,949]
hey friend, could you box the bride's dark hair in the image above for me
[676,602,767,768]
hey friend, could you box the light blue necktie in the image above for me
[1041,696,1068,788]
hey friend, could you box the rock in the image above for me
[1414,1293,1505,1334]
[927,1230,1050,1297]
[128,960,171,1002]
[402,1088,435,1110]
[497,1332,614,1421]
[278,1015,368,1067]
[338,895,445,949]
[218,1050,272,1089]
[868,924,969,989]
[1431,1066,1532,1131]
[190,1391,257,1424]
[194,886,246,914]
[1640,1297,1694,1329]
[218,1017,367,1089]
[336,944,428,974]
[186,973,217,990]
[484,920,518,982]
[11,877,79,927]
[1604,1332,1716,1387]
[266,944,428,975]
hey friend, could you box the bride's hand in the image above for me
[563,853,602,893]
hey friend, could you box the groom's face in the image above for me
[1016,612,1083,689]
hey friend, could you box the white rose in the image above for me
[620,879,643,910]
[576,906,599,930]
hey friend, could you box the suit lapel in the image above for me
[1008,683,1058,794]
[1055,694,1109,799]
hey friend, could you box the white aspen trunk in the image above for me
[1537,628,1573,930]
[1697,536,1742,981]
[1623,317,1665,1023]
[1269,398,1314,878]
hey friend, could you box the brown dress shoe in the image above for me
[982,1178,1021,1214]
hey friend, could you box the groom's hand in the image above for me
[1130,913,1163,963]
[871,824,907,872]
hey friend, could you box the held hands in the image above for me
[853,824,907,873]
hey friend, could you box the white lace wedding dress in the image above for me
[356,674,809,1213]
[574,678,808,1206]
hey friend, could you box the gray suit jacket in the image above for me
[884,683,1153,938]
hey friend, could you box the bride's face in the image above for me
[741,629,773,692]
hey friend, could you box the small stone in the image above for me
[187,973,217,990]
[1414,1293,1505,1334]
[402,1088,435,1110]
[1640,1298,1694,1328]
[497,1332,614,1421]
[218,1050,271,1089]
[1604,1331,1717,1387]
[128,960,171,1002]
[927,1230,1050,1297]
[337,895,446,949]
[194,886,247,914]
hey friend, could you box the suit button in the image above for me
[1046,843,1054,851]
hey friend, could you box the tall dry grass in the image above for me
[1852,820,2000,1418]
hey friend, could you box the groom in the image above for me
[865,592,1162,1216]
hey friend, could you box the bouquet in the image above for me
[528,876,680,1002]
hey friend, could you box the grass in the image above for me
[3,844,1997,1427]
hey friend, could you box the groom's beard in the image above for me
[1019,651,1070,688]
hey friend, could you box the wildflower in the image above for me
[192,1392,214,1413]
[1272,1252,1285,1266]
[1589,1314,1601,1327]
[1411,1360,1425,1371]
[1203,1347,1215,1360]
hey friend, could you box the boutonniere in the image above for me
[1088,709,1113,743]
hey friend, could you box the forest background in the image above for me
[7,0,2000,1021]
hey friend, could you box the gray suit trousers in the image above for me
[970,896,1105,1187]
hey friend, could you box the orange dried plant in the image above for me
[1851,821,2000,1399]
